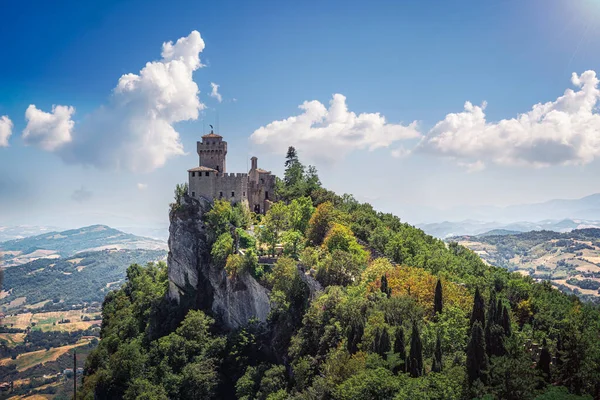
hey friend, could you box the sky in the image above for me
[2,0,600,230]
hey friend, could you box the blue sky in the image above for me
[1,0,600,230]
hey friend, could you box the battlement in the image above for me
[220,172,248,178]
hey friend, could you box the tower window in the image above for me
[243,191,246,197]
[216,165,219,171]
[205,172,209,176]
[231,192,235,197]
[192,191,195,197]
[265,191,269,200]
[219,192,223,198]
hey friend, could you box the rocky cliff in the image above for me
[167,195,271,330]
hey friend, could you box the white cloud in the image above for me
[137,183,148,190]
[210,82,222,103]
[418,70,600,168]
[391,146,411,159]
[458,160,485,173]
[23,105,75,151]
[250,93,420,163]
[27,31,206,173]
[0,116,13,147]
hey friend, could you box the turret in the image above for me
[197,130,227,172]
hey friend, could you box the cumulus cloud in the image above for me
[210,82,222,103]
[0,116,13,147]
[22,105,75,151]
[417,70,600,168]
[26,30,206,173]
[250,94,420,163]
[137,183,148,190]
[71,186,93,203]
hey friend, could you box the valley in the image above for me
[0,226,167,399]
[452,229,600,302]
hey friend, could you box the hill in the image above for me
[418,218,600,239]
[0,225,64,242]
[79,147,600,400]
[451,229,600,302]
[0,248,166,312]
[0,224,167,268]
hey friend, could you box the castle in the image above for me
[187,130,276,214]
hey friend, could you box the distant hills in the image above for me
[0,225,64,242]
[408,192,600,227]
[418,218,600,239]
[0,225,167,268]
[451,228,600,302]
[0,225,168,312]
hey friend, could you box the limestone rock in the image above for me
[167,194,271,330]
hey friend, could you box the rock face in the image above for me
[167,195,271,330]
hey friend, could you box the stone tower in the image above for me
[197,130,227,173]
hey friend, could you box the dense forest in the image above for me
[79,148,600,399]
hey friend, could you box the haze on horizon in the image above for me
[2,0,600,230]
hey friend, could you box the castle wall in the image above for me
[189,172,249,205]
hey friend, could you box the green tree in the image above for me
[317,250,362,287]
[381,275,391,298]
[470,288,486,329]
[259,202,290,256]
[281,230,304,259]
[170,183,189,212]
[372,326,391,358]
[204,199,233,242]
[394,328,407,374]
[306,201,336,246]
[431,335,442,373]
[288,196,315,234]
[538,338,551,383]
[408,322,423,378]
[466,321,488,386]
[225,254,244,277]
[211,232,234,267]
[434,279,443,316]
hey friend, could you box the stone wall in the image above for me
[188,172,250,204]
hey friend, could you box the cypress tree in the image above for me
[488,290,497,325]
[409,322,423,378]
[394,328,406,373]
[372,327,391,357]
[431,335,442,373]
[378,327,391,357]
[434,279,443,316]
[380,275,391,298]
[501,305,511,337]
[347,323,363,354]
[555,335,563,367]
[470,288,486,329]
[537,338,551,382]
[466,321,488,385]
[496,299,503,325]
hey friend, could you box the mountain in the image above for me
[406,193,600,225]
[418,218,600,239]
[0,224,167,268]
[1,248,167,312]
[0,225,64,242]
[450,228,600,302]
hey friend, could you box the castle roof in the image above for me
[256,168,271,174]
[202,132,223,139]
[188,166,218,172]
